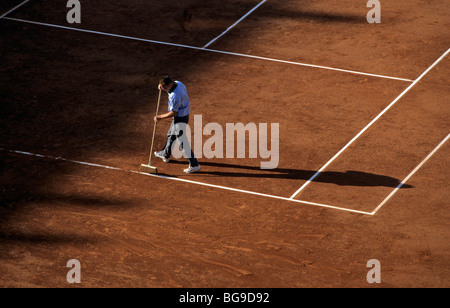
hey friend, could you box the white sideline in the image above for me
[371,133,450,215]
[0,0,29,19]
[289,47,450,200]
[0,148,373,215]
[203,0,267,48]
[2,16,413,82]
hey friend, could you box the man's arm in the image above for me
[154,110,177,122]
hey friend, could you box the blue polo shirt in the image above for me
[168,81,190,117]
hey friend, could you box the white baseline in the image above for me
[0,148,372,215]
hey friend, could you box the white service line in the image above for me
[2,16,413,83]
[371,132,450,215]
[289,47,450,200]
[0,0,30,19]
[0,148,372,215]
[205,48,413,82]
[203,0,267,48]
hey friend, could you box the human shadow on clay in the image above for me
[169,160,413,188]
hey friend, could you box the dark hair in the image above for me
[159,75,173,85]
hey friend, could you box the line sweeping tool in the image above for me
[140,89,162,174]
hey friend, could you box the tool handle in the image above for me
[148,89,162,165]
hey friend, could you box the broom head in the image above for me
[140,164,158,174]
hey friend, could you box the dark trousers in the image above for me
[161,115,199,167]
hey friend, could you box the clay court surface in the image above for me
[0,0,449,288]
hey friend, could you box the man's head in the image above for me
[159,75,174,92]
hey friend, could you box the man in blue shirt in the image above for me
[154,76,200,173]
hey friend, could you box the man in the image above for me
[154,76,200,173]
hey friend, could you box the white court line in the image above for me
[371,133,450,215]
[289,47,450,200]
[2,17,413,82]
[0,148,372,215]
[203,0,267,48]
[0,0,29,19]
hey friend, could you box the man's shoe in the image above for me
[184,165,201,174]
[154,151,169,163]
